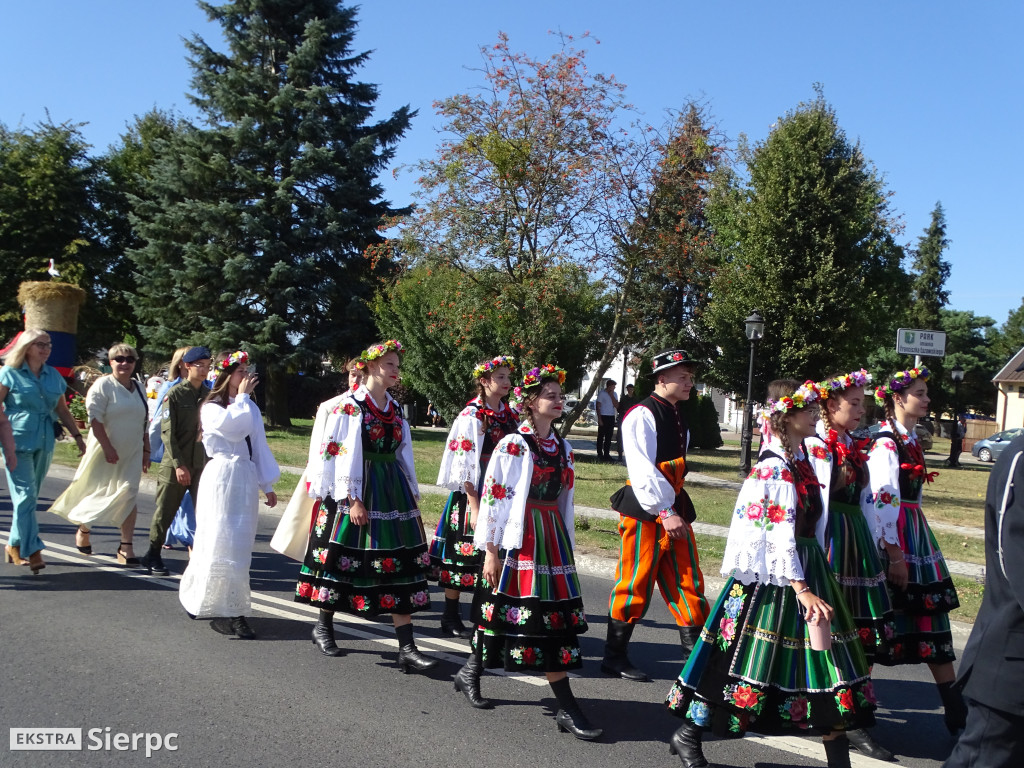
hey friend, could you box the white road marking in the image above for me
[4,536,897,762]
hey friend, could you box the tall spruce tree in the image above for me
[702,89,907,395]
[129,1,411,425]
[909,202,951,332]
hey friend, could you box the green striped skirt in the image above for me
[295,451,431,616]
[666,537,875,737]
[826,500,896,663]
[428,491,482,591]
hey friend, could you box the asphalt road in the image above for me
[1,472,963,768]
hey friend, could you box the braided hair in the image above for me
[766,378,803,464]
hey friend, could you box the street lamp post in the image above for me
[739,310,764,477]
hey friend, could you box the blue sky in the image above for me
[3,1,1021,331]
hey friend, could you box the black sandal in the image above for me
[116,543,140,566]
[75,526,92,555]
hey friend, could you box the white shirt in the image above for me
[597,389,617,417]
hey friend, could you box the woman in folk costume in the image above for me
[295,340,437,673]
[864,367,965,734]
[453,364,601,741]
[178,351,279,638]
[665,380,874,768]
[806,369,896,762]
[430,355,517,638]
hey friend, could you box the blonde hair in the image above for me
[108,342,138,361]
[168,346,191,380]
[1,329,50,369]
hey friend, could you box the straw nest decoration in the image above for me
[18,281,86,334]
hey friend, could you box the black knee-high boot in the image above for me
[823,733,851,768]
[395,622,438,673]
[938,680,968,734]
[441,596,472,638]
[312,610,343,656]
[669,720,710,768]
[550,677,602,741]
[453,643,492,708]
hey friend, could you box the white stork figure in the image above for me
[47,259,61,278]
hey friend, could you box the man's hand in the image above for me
[662,513,686,540]
[175,466,192,487]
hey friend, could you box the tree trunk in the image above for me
[264,364,292,428]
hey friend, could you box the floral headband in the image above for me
[520,363,566,391]
[818,368,873,400]
[209,350,248,380]
[873,366,930,406]
[763,380,821,418]
[361,340,404,363]
[472,355,515,379]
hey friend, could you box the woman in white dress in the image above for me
[178,350,279,639]
[49,343,150,563]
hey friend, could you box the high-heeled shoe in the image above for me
[5,544,29,566]
[27,551,46,574]
[116,543,140,566]
[75,526,92,555]
[397,644,439,674]
[554,708,603,741]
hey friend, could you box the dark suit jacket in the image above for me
[958,434,1024,715]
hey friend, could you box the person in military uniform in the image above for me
[141,346,211,576]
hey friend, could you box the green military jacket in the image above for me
[158,380,208,476]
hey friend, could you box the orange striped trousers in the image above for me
[608,514,708,627]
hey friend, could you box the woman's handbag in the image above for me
[270,472,315,562]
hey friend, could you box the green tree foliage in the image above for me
[993,297,1024,361]
[626,103,723,355]
[374,32,682,432]
[128,0,411,425]
[908,202,951,332]
[702,90,907,398]
[0,120,132,354]
[373,263,605,417]
[939,309,1001,417]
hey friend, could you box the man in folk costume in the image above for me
[602,349,709,682]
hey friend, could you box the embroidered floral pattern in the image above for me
[379,593,397,610]
[543,611,566,630]
[748,465,795,482]
[870,490,900,510]
[725,683,764,712]
[311,548,328,565]
[481,602,495,622]
[458,542,475,556]
[810,444,829,461]
[321,440,347,460]
[313,508,330,536]
[501,440,523,457]
[835,688,855,714]
[411,590,429,607]
[734,495,793,530]
[687,700,711,727]
[509,645,543,666]
[499,605,532,625]
[371,557,399,574]
[779,694,810,727]
[448,435,475,455]
[558,646,580,666]
[482,478,513,505]
[336,555,359,572]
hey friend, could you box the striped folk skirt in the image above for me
[826,499,896,663]
[428,491,482,592]
[877,501,958,665]
[666,537,875,737]
[294,453,431,616]
[471,499,588,672]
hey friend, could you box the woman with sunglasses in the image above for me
[50,343,150,564]
[1,329,85,574]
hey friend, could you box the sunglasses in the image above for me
[112,356,136,364]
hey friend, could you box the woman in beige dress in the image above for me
[49,343,150,563]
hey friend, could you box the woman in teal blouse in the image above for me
[1,329,84,573]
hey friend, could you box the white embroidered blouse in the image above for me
[721,432,805,586]
[435,398,515,492]
[862,419,913,547]
[472,424,576,552]
[305,388,419,502]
